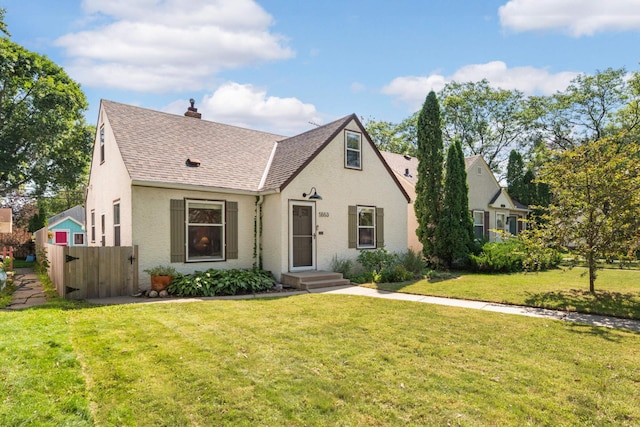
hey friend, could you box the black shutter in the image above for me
[170,199,185,262]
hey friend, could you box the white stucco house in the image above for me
[85,100,409,289]
[381,151,528,253]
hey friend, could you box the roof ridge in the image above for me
[101,99,287,139]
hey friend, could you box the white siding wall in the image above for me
[273,119,408,278]
[85,108,133,247]
[260,193,283,277]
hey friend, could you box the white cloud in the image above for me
[499,0,640,36]
[381,61,578,111]
[56,0,294,92]
[164,82,321,135]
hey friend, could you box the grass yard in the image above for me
[1,294,639,426]
[367,267,640,319]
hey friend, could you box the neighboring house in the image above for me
[381,152,528,253]
[0,208,12,234]
[85,100,409,288]
[48,205,87,246]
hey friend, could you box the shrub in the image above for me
[167,268,274,297]
[398,248,425,276]
[356,248,423,283]
[469,239,525,273]
[357,248,397,274]
[330,254,352,279]
[470,236,562,273]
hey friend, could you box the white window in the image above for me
[113,202,121,247]
[186,200,225,262]
[90,210,95,243]
[101,214,106,246]
[99,127,105,163]
[496,213,506,231]
[345,131,362,169]
[473,210,484,240]
[357,206,375,249]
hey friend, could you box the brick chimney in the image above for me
[184,98,202,119]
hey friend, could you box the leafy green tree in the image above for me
[435,140,475,268]
[438,79,534,175]
[537,135,640,292]
[0,36,92,196]
[506,150,526,202]
[532,68,640,151]
[0,8,9,36]
[28,199,48,232]
[363,113,418,156]
[414,91,444,264]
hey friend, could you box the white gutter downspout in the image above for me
[255,142,278,268]
[255,194,264,268]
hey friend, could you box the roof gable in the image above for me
[262,115,354,190]
[48,205,85,228]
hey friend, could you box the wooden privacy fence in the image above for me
[45,243,139,299]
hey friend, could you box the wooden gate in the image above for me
[47,244,139,299]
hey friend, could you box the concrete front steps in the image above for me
[281,271,351,290]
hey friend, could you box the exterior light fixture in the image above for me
[303,187,322,200]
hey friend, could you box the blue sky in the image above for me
[3,0,639,135]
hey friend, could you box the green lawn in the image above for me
[367,267,640,319]
[1,295,639,426]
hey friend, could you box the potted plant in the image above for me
[143,265,177,292]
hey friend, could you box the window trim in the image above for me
[101,214,106,246]
[73,233,85,246]
[99,126,105,164]
[90,210,95,243]
[113,201,121,247]
[357,205,376,249]
[345,130,362,170]
[185,199,226,263]
[473,210,484,240]
[496,212,506,231]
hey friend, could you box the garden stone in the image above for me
[159,290,169,298]
[148,290,159,298]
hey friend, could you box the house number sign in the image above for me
[318,211,330,217]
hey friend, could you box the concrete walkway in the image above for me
[1,268,47,311]
[85,284,640,333]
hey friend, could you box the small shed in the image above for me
[48,206,86,246]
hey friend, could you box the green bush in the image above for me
[330,254,352,279]
[167,268,274,297]
[470,239,525,273]
[356,248,423,283]
[470,237,562,273]
[398,248,425,276]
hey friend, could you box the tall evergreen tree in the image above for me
[414,91,444,264]
[506,150,526,202]
[435,140,475,268]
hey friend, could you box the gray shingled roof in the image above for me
[380,152,418,185]
[263,115,354,190]
[102,101,408,200]
[48,205,85,226]
[102,100,285,192]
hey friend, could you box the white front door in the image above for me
[289,201,316,272]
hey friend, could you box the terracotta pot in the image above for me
[150,275,172,292]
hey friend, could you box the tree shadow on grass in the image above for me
[524,289,640,320]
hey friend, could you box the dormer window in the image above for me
[345,131,362,170]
